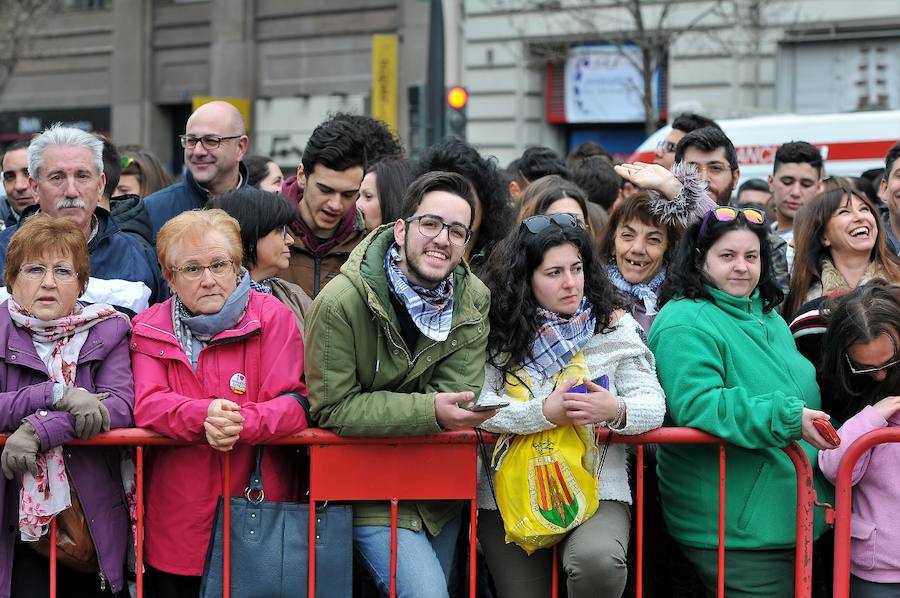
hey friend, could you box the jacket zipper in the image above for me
[65,455,110,592]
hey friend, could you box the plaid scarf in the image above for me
[523,297,596,381]
[384,243,454,341]
[249,278,272,294]
[607,264,667,316]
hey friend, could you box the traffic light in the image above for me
[445,86,468,139]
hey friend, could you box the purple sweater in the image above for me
[819,405,900,583]
[0,307,134,596]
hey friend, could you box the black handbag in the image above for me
[200,446,353,598]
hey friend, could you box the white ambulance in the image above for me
[628,110,900,182]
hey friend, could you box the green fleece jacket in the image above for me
[647,286,832,549]
[304,225,490,534]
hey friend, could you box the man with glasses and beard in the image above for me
[305,171,495,598]
[0,124,164,314]
[144,100,250,238]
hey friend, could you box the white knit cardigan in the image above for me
[475,312,666,509]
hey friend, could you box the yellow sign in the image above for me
[371,34,398,133]
[191,96,252,132]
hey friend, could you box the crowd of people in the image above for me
[0,99,898,598]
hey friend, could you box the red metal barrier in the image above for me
[831,427,900,597]
[0,427,820,598]
[617,428,817,598]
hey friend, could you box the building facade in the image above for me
[0,0,438,171]
[463,0,900,164]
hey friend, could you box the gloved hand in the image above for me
[56,387,110,439]
[1,421,41,479]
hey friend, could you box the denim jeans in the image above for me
[353,514,461,598]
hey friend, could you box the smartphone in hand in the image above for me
[813,418,841,447]
[569,375,609,394]
[467,401,510,412]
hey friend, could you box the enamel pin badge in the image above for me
[230,373,247,395]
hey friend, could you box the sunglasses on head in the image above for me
[698,206,766,240]
[522,213,584,235]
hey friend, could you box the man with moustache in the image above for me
[305,171,494,598]
[143,100,249,238]
[0,125,164,314]
[1,141,38,228]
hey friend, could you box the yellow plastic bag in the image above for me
[492,352,601,554]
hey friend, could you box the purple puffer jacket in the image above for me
[0,305,134,597]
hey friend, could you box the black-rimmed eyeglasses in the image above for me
[404,215,471,247]
[179,134,243,150]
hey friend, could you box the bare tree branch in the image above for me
[0,0,60,95]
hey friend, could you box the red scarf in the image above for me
[282,175,360,256]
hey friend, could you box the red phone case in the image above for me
[813,418,841,447]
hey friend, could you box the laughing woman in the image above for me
[785,187,900,319]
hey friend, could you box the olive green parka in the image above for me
[305,224,490,533]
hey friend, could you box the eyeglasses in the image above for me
[179,134,243,150]
[279,225,291,240]
[170,259,234,280]
[689,162,732,177]
[698,206,766,240]
[19,264,78,283]
[521,213,583,235]
[845,353,900,375]
[404,215,471,247]
[656,140,677,154]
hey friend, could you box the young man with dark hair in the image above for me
[674,126,740,206]
[280,114,371,297]
[506,146,569,202]
[879,141,900,255]
[305,170,494,598]
[654,112,720,170]
[768,141,824,270]
[0,141,35,229]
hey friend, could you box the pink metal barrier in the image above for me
[1,427,821,598]
[831,427,900,597]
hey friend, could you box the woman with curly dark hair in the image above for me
[475,214,665,598]
[649,206,836,597]
[417,138,515,273]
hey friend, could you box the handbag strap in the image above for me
[245,446,265,503]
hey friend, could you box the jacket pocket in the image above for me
[850,517,876,571]
[737,461,771,530]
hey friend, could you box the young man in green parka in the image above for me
[305,170,498,597]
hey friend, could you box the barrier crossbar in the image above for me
[831,427,900,597]
[0,427,819,598]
